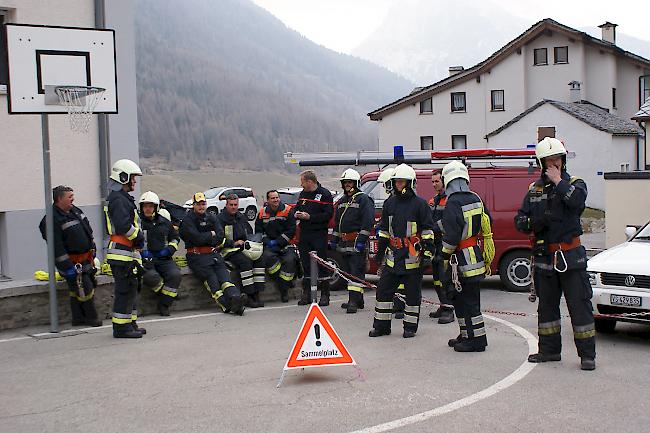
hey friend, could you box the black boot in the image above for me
[113,328,142,339]
[297,280,311,305]
[158,302,171,316]
[279,286,289,303]
[246,294,262,308]
[230,293,247,315]
[254,292,264,307]
[453,339,486,352]
[70,297,85,326]
[580,357,596,371]
[429,307,442,319]
[528,353,561,363]
[403,329,416,338]
[448,334,463,347]
[80,300,103,327]
[369,328,391,337]
[438,308,455,324]
[132,321,146,335]
[318,280,330,307]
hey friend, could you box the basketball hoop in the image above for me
[55,86,106,133]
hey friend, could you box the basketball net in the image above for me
[55,86,106,133]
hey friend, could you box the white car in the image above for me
[588,221,650,332]
[183,186,259,220]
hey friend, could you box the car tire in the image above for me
[499,250,532,292]
[207,206,218,215]
[595,318,616,333]
[245,206,257,221]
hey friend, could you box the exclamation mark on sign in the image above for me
[314,324,321,346]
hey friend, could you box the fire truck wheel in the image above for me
[499,250,532,292]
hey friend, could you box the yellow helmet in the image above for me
[441,161,469,188]
[110,159,142,184]
[535,137,567,167]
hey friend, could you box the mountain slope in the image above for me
[135,0,413,170]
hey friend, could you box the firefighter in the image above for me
[179,192,247,315]
[515,137,596,371]
[377,168,406,319]
[105,159,146,338]
[440,161,495,352]
[294,170,334,306]
[138,191,182,316]
[217,194,265,308]
[256,190,298,303]
[428,170,455,324]
[39,185,102,327]
[331,168,374,313]
[370,164,435,338]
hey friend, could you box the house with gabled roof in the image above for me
[367,18,650,209]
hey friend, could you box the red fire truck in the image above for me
[284,148,539,292]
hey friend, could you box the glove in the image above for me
[354,241,365,253]
[60,266,77,280]
[515,215,529,232]
[141,250,154,259]
[420,238,435,258]
[328,240,338,251]
[267,239,279,249]
[156,247,172,258]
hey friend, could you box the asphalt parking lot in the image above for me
[1,277,650,433]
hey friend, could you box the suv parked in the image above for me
[183,186,258,220]
[588,220,650,332]
[327,167,540,292]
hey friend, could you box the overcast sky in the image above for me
[253,0,650,54]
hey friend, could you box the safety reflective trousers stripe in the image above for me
[161,286,178,298]
[69,289,95,302]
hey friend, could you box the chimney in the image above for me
[448,66,464,77]
[568,81,581,103]
[598,21,617,44]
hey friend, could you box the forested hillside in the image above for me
[135,0,413,170]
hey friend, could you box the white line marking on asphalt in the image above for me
[347,314,538,433]
[0,301,344,344]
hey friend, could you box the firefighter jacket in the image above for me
[515,171,588,273]
[332,190,374,252]
[255,202,296,248]
[441,190,489,282]
[428,191,447,245]
[293,184,333,233]
[179,211,225,249]
[140,212,180,255]
[39,205,95,271]
[104,190,144,263]
[217,209,253,256]
[376,189,434,274]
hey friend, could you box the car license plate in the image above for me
[610,294,642,307]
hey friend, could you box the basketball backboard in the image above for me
[2,23,117,114]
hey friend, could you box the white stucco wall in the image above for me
[0,0,100,212]
[486,103,637,209]
[604,177,650,248]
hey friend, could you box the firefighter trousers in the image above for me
[65,260,100,324]
[298,230,329,285]
[110,261,139,332]
[536,268,596,359]
[432,258,453,308]
[373,269,422,332]
[142,259,182,307]
[453,280,487,348]
[187,254,241,311]
[340,251,366,306]
[263,247,297,291]
[225,251,265,295]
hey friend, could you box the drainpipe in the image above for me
[95,0,110,253]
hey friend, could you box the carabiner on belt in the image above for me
[553,249,568,273]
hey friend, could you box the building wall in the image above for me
[0,0,138,280]
[486,103,637,210]
[604,176,650,248]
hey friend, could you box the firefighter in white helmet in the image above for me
[138,191,182,316]
[330,168,375,313]
[440,160,495,352]
[105,159,146,338]
[370,164,435,338]
[515,137,596,371]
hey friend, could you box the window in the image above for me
[420,136,433,150]
[451,92,466,112]
[642,75,650,106]
[612,88,617,109]
[204,188,222,199]
[533,48,548,65]
[451,135,467,149]
[554,46,568,64]
[419,98,432,114]
[491,90,505,111]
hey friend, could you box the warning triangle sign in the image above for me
[284,303,356,370]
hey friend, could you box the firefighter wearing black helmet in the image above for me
[330,168,374,314]
[370,164,435,339]
[515,137,596,371]
[440,161,495,353]
[138,191,182,317]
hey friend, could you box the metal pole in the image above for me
[310,251,318,304]
[42,114,59,333]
